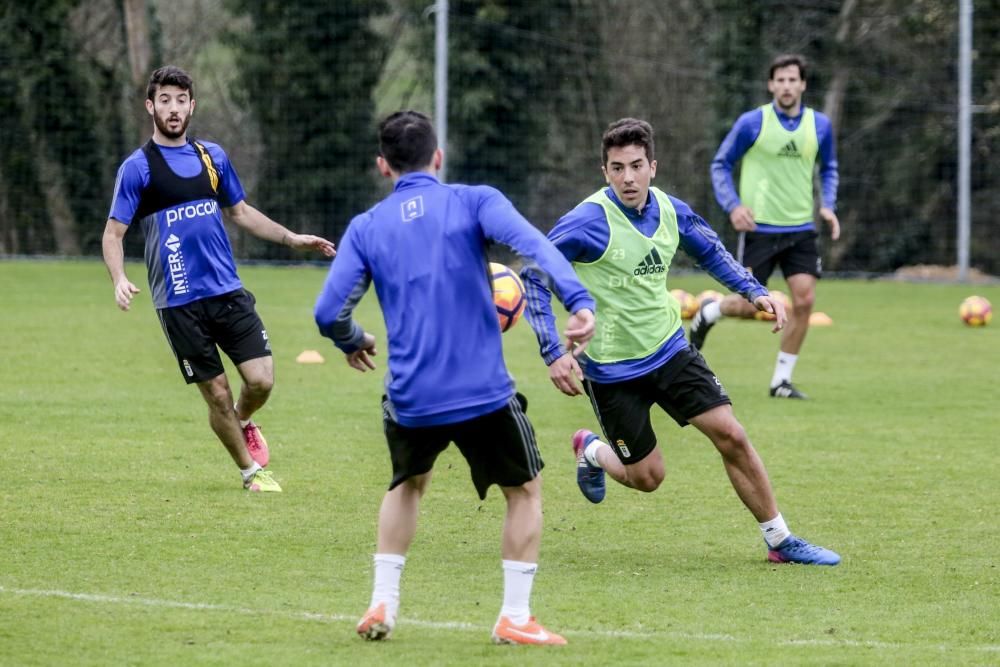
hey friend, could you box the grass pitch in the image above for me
[0,259,997,666]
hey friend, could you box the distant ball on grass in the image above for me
[490,262,526,332]
[959,295,992,327]
[671,289,698,319]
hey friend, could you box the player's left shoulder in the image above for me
[461,182,506,201]
[550,199,606,240]
[349,207,377,231]
[456,183,517,215]
[191,138,230,164]
[806,106,832,125]
[663,192,695,217]
[191,137,224,151]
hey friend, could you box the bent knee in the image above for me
[401,472,432,496]
[633,477,662,493]
[793,291,816,312]
[503,476,542,501]
[713,424,754,457]
[199,378,233,409]
[719,423,748,445]
[247,376,274,395]
[629,467,665,492]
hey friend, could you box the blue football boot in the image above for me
[768,535,841,566]
[572,429,606,504]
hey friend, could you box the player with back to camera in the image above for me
[102,65,335,493]
[314,110,596,645]
[691,53,840,400]
[522,117,840,566]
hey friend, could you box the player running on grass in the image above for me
[314,110,596,644]
[522,117,839,566]
[691,54,840,400]
[102,66,335,493]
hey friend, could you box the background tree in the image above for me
[226,0,390,252]
[0,0,125,255]
[401,0,608,230]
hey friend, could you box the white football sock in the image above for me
[499,560,537,625]
[760,513,791,548]
[240,461,261,483]
[584,440,609,468]
[703,300,723,323]
[371,553,406,622]
[771,351,798,388]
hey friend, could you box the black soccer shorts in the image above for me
[740,229,821,286]
[156,288,271,384]
[382,392,543,500]
[584,346,732,464]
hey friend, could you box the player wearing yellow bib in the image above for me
[522,118,840,566]
[693,54,840,399]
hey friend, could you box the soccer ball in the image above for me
[490,262,526,332]
[959,295,992,327]
[696,289,725,307]
[670,289,698,319]
[754,289,792,321]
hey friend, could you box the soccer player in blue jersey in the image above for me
[522,117,839,566]
[691,54,841,400]
[315,110,596,645]
[102,66,335,493]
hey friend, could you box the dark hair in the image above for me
[146,65,194,100]
[769,54,807,81]
[601,118,655,165]
[378,110,437,173]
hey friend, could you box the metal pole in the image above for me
[957,0,972,281]
[435,0,448,183]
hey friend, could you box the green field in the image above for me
[1,259,997,666]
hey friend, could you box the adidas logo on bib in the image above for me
[777,140,801,158]
[633,248,665,276]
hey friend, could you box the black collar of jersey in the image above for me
[131,138,221,224]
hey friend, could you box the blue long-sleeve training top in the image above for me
[522,187,766,384]
[314,172,595,427]
[711,102,838,232]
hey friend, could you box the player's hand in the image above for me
[345,333,377,372]
[548,352,585,396]
[729,205,756,232]
[287,232,336,257]
[113,277,140,311]
[564,308,595,357]
[819,207,840,241]
[753,294,787,333]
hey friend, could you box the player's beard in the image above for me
[776,93,799,113]
[154,112,191,140]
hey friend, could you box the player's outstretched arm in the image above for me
[224,201,336,257]
[284,231,336,256]
[101,218,140,311]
